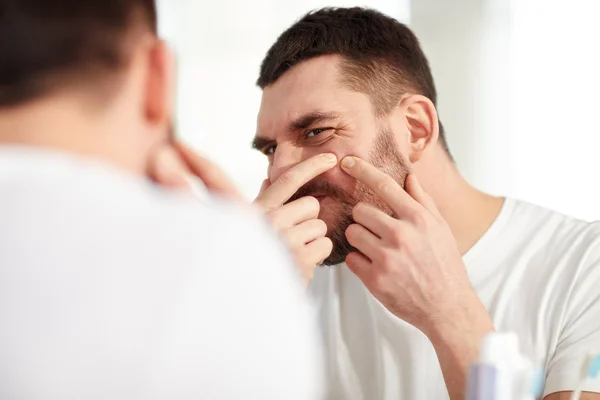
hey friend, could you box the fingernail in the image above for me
[341,156,356,168]
[322,153,337,164]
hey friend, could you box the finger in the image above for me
[147,145,191,189]
[345,251,372,278]
[176,143,241,199]
[340,156,418,217]
[345,223,382,258]
[282,219,327,250]
[303,237,333,266]
[257,179,270,197]
[404,174,441,217]
[352,202,396,238]
[268,196,320,231]
[345,223,382,261]
[253,179,272,212]
[255,153,337,210]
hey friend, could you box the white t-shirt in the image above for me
[0,146,324,400]
[309,197,600,399]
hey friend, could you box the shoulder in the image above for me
[507,198,600,255]
[507,199,600,309]
[0,149,296,281]
[0,151,325,399]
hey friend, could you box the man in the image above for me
[0,1,324,399]
[252,7,600,400]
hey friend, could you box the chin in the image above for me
[322,255,346,267]
[318,199,348,229]
[322,220,356,267]
[317,211,337,234]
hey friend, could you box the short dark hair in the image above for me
[257,7,449,154]
[0,0,157,107]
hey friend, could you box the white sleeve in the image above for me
[543,239,600,396]
[144,210,326,400]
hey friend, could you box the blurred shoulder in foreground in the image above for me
[0,146,324,400]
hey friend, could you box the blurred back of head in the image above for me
[0,0,157,107]
[0,0,173,174]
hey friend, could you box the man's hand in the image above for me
[340,156,494,400]
[254,153,338,283]
[340,156,472,329]
[147,142,241,199]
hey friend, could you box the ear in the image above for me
[400,94,439,163]
[144,39,176,129]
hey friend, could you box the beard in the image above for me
[287,127,410,266]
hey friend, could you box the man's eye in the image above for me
[264,144,276,155]
[306,128,326,138]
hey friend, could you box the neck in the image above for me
[0,94,145,174]
[415,148,504,255]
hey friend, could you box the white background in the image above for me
[158,0,600,221]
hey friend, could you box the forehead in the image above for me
[257,55,371,137]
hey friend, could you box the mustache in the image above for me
[287,179,348,205]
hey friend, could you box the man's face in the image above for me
[255,55,410,265]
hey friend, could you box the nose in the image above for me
[269,144,306,183]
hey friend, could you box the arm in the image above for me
[423,293,495,400]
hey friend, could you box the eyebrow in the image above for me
[252,111,341,151]
[251,136,273,151]
[289,111,341,131]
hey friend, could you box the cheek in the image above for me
[314,139,374,188]
[317,138,371,167]
[321,167,363,206]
